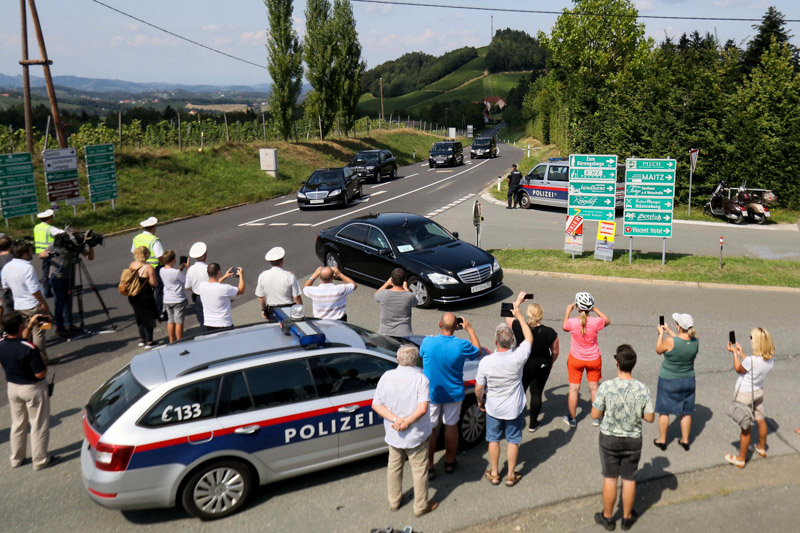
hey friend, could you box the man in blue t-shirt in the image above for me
[420,312,481,478]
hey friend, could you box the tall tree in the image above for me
[742,7,798,76]
[332,0,365,137]
[266,0,304,141]
[304,0,338,139]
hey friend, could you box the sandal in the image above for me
[505,471,523,487]
[724,453,745,469]
[484,470,501,485]
[444,461,457,474]
[755,447,767,458]
[427,467,436,481]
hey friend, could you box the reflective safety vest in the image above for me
[132,232,160,267]
[34,222,53,253]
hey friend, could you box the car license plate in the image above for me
[765,211,771,217]
[471,281,491,293]
[310,199,324,204]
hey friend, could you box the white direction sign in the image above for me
[623,158,676,238]
[43,147,80,202]
[567,154,618,222]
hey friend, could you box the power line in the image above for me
[90,0,268,70]
[351,0,800,23]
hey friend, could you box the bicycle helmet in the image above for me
[575,292,595,311]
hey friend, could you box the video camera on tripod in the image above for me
[53,228,104,254]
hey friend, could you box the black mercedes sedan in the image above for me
[346,149,397,183]
[297,167,362,209]
[314,213,503,308]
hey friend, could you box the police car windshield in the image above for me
[353,152,379,163]
[85,365,147,434]
[307,170,344,186]
[432,143,453,152]
[386,222,454,253]
[340,323,403,357]
[473,139,490,146]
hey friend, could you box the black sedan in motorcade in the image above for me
[297,167,362,209]
[428,140,464,168]
[346,149,398,183]
[470,137,498,159]
[315,212,503,308]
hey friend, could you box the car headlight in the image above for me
[427,272,458,285]
[492,258,500,273]
[329,189,342,196]
[366,165,375,170]
[297,191,306,199]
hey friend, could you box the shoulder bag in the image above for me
[726,357,755,430]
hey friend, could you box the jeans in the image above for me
[51,276,72,330]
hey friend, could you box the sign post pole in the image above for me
[662,237,666,265]
[688,148,699,216]
[629,237,633,264]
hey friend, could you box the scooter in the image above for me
[737,181,774,225]
[704,180,748,224]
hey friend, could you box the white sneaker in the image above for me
[138,341,145,347]
[592,418,601,427]
[563,415,577,428]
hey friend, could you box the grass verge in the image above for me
[491,249,800,288]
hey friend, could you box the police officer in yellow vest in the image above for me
[131,217,165,319]
[34,209,64,299]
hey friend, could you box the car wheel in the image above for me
[407,276,432,308]
[470,155,474,159]
[519,192,531,209]
[458,395,486,450]
[181,460,253,520]
[390,166,396,180]
[430,163,435,169]
[357,182,363,198]
[375,171,381,184]
[325,251,341,269]
[342,192,349,208]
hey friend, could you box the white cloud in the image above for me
[201,24,220,32]
[364,27,482,55]
[635,0,656,12]
[711,0,768,8]
[240,30,267,46]
[108,35,124,48]
[366,5,393,15]
[130,34,175,48]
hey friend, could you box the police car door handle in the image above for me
[338,405,360,414]
[234,425,261,435]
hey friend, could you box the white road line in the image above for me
[370,173,418,188]
[238,207,300,226]
[310,159,490,227]
[275,199,296,206]
[243,223,265,226]
[293,223,312,227]
[420,163,428,167]
[269,223,288,226]
[370,190,387,196]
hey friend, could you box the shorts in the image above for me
[599,432,642,481]
[486,412,524,445]
[165,300,188,324]
[429,401,462,427]
[655,376,696,416]
[735,388,765,421]
[567,354,602,384]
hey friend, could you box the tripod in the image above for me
[61,249,116,339]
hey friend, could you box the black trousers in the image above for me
[507,185,521,207]
[522,361,552,427]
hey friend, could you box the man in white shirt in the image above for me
[255,246,302,322]
[1,242,50,363]
[475,298,533,487]
[302,266,357,320]
[184,242,209,333]
[372,344,439,517]
[195,263,244,331]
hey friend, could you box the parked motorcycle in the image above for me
[704,180,748,224]
[736,181,773,225]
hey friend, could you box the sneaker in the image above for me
[592,418,601,427]
[414,499,439,517]
[594,511,616,531]
[34,455,62,471]
[620,510,638,531]
[144,342,158,350]
[562,415,577,428]
[528,423,540,433]
[138,341,146,347]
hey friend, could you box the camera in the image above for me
[53,227,104,253]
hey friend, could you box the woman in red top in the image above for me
[562,292,611,428]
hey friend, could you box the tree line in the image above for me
[524,0,800,208]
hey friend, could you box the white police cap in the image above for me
[265,246,285,261]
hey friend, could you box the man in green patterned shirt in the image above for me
[591,345,655,531]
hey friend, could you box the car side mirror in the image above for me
[301,180,306,185]
[453,232,459,239]
[377,248,391,256]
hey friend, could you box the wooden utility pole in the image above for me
[379,77,385,122]
[19,0,67,149]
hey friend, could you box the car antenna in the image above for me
[403,216,408,226]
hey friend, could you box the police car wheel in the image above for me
[181,460,254,520]
[325,251,341,270]
[407,276,432,309]
[519,192,531,209]
[459,396,486,449]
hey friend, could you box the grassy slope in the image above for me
[1,129,446,238]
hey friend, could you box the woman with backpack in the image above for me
[128,246,158,349]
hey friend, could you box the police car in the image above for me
[81,308,484,520]
[518,157,625,210]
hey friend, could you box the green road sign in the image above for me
[86,153,115,166]
[0,163,34,178]
[87,162,116,174]
[570,154,618,169]
[0,174,35,188]
[90,190,118,203]
[0,153,33,165]
[85,144,114,156]
[569,168,617,181]
[624,183,674,197]
[625,170,676,184]
[624,197,673,210]
[89,171,117,184]
[569,195,615,208]
[626,158,676,171]
[570,182,616,195]
[622,223,672,237]
[568,207,615,221]
[44,169,79,182]
[623,211,673,223]
[0,185,37,198]
[2,203,38,218]
[1,195,38,208]
[89,181,117,194]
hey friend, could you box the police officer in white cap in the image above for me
[184,242,209,333]
[131,217,165,320]
[33,209,64,298]
[255,246,302,322]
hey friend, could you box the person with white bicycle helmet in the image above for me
[562,292,611,428]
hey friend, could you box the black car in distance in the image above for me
[470,137,498,159]
[346,149,398,183]
[297,167,362,209]
[315,212,503,308]
[428,140,464,168]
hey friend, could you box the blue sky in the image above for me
[1,0,798,86]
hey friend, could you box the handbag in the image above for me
[118,266,146,297]
[726,357,755,430]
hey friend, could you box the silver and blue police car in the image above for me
[81,309,483,520]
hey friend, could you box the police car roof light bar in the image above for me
[272,307,326,348]
[548,157,569,162]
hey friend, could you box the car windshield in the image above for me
[340,322,404,357]
[386,221,455,253]
[307,170,344,187]
[473,139,490,146]
[352,152,379,163]
[432,143,453,152]
[85,365,148,434]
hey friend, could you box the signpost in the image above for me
[594,220,616,262]
[688,148,699,216]
[85,144,118,210]
[472,200,483,248]
[43,148,81,213]
[0,152,38,223]
[567,154,618,222]
[623,158,676,264]
[564,214,584,257]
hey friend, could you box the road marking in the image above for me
[420,163,428,167]
[370,190,387,196]
[275,199,296,206]
[437,170,453,173]
[244,223,265,226]
[293,223,312,227]
[310,160,489,227]
[370,173,418,189]
[269,223,289,226]
[238,207,300,226]
[425,193,477,219]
